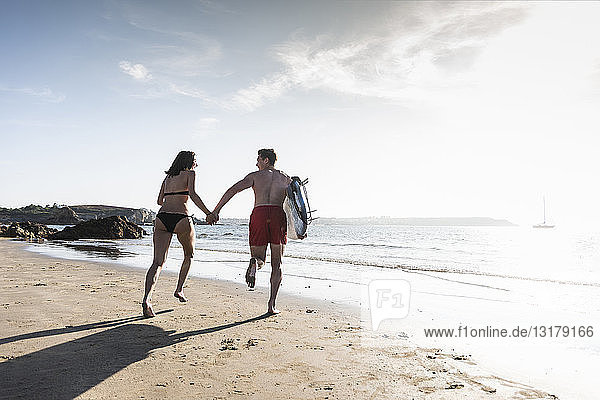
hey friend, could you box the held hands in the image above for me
[206,211,219,225]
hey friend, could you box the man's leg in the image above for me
[267,243,284,314]
[248,245,266,289]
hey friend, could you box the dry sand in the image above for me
[0,238,555,399]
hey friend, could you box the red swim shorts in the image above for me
[249,205,287,246]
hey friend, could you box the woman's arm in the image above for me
[157,178,166,206]
[187,171,212,216]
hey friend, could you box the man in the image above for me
[210,149,291,314]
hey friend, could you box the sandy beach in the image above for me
[0,238,555,399]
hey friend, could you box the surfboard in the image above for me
[283,176,314,240]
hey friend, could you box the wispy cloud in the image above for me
[112,2,529,112]
[119,61,152,81]
[109,13,224,100]
[170,84,208,99]
[225,3,529,110]
[102,0,225,90]
[228,74,292,111]
[126,18,223,78]
[0,86,66,103]
[146,43,222,78]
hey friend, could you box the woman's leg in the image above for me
[142,220,173,317]
[174,217,195,301]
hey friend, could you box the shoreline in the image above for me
[1,238,555,399]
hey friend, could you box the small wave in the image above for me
[194,247,600,288]
[193,247,469,270]
[196,247,248,255]
[194,247,392,267]
[398,265,600,288]
[209,239,482,257]
[302,241,473,254]
[307,241,415,250]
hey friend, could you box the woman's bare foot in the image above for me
[142,302,156,318]
[174,291,188,302]
[267,300,280,315]
[246,258,257,289]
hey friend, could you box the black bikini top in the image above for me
[164,190,189,196]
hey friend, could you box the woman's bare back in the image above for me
[158,171,192,215]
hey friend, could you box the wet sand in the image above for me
[0,238,554,399]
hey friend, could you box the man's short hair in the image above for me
[258,148,277,166]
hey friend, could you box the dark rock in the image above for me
[0,222,58,240]
[46,206,81,224]
[49,216,145,240]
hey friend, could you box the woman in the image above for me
[142,151,214,318]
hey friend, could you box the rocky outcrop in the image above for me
[0,204,155,225]
[129,208,155,225]
[45,206,81,224]
[0,204,81,225]
[0,222,58,240]
[69,205,155,224]
[49,216,145,240]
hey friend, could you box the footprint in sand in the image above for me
[219,338,238,351]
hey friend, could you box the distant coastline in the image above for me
[221,216,516,227]
[312,217,516,226]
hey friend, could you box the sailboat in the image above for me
[533,196,555,229]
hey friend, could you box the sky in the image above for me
[2,1,600,227]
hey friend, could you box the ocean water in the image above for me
[34,222,600,282]
[26,222,600,399]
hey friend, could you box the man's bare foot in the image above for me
[246,258,257,289]
[142,302,156,318]
[174,291,188,302]
[267,301,280,314]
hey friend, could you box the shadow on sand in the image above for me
[0,312,271,399]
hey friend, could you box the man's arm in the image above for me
[281,171,292,186]
[213,173,255,216]
[187,171,211,216]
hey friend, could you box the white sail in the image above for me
[533,196,555,228]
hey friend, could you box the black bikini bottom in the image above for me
[156,212,191,233]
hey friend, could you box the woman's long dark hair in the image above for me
[165,151,195,177]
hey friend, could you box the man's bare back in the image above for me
[212,159,291,215]
[250,168,290,208]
